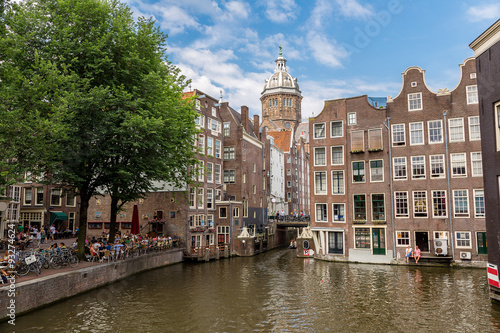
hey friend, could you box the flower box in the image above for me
[190,226,207,233]
[350,149,364,154]
[368,148,383,152]
[373,220,387,225]
[353,220,366,224]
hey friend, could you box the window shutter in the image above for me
[368,129,383,150]
[351,131,364,151]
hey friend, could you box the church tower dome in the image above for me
[260,46,302,131]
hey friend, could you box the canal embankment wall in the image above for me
[0,249,183,322]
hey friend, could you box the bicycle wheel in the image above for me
[31,263,40,276]
[50,256,62,269]
[16,262,30,276]
[68,255,79,268]
[42,258,50,270]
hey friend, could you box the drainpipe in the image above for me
[383,117,396,258]
[186,182,190,253]
[443,111,455,260]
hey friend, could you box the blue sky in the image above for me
[123,0,499,119]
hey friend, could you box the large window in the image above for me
[466,85,478,104]
[35,188,44,205]
[410,122,424,145]
[331,121,343,137]
[207,189,213,209]
[197,188,204,209]
[314,147,326,166]
[332,171,344,195]
[198,134,205,154]
[215,164,221,184]
[392,124,405,146]
[474,189,485,218]
[456,232,471,248]
[223,122,230,137]
[354,228,370,249]
[451,153,466,177]
[206,137,214,156]
[370,160,383,182]
[393,157,407,180]
[411,156,425,179]
[223,146,235,160]
[469,116,481,141]
[198,161,204,182]
[348,112,357,125]
[428,120,443,143]
[352,161,365,183]
[333,204,345,222]
[207,163,213,183]
[331,146,344,165]
[396,231,410,246]
[432,190,447,217]
[24,188,32,205]
[189,188,196,208]
[449,118,464,142]
[215,140,221,158]
[413,191,427,218]
[328,232,344,254]
[314,123,326,139]
[354,194,366,220]
[408,92,422,111]
[66,191,76,207]
[315,203,327,222]
[315,171,327,195]
[395,192,409,218]
[223,170,235,183]
[368,129,383,150]
[453,189,469,218]
[471,152,482,177]
[351,130,364,151]
[430,155,445,178]
[372,194,385,220]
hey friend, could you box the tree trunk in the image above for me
[108,195,119,244]
[77,192,90,260]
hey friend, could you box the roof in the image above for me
[267,130,292,152]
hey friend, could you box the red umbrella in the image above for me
[131,204,140,235]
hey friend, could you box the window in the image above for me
[368,129,383,150]
[223,170,235,183]
[243,172,246,183]
[466,85,478,104]
[352,161,365,183]
[314,123,326,139]
[456,232,471,248]
[348,112,357,125]
[413,191,427,218]
[430,155,445,178]
[354,194,366,220]
[198,161,204,182]
[223,122,230,137]
[212,106,217,117]
[331,146,344,165]
[330,121,343,137]
[428,120,443,144]
[195,114,205,127]
[223,146,235,160]
[372,194,385,220]
[66,191,76,207]
[496,103,500,151]
[207,163,213,183]
[474,189,485,218]
[328,231,344,254]
[24,188,32,205]
[209,119,220,133]
[351,130,364,151]
[354,228,370,248]
[395,192,409,218]
[198,134,205,154]
[408,92,422,111]
[215,164,221,184]
[197,188,204,208]
[469,116,481,141]
[471,152,482,177]
[393,157,407,180]
[370,160,383,182]
[333,203,345,222]
[50,189,61,206]
[451,153,466,177]
[314,147,326,166]
[449,118,464,142]
[35,188,44,205]
[477,232,487,254]
[207,137,214,156]
[315,171,327,195]
[189,188,196,208]
[332,171,344,195]
[411,156,425,179]
[453,190,469,217]
[432,190,447,217]
[195,99,201,110]
[233,207,239,217]
[410,122,424,145]
[396,231,410,246]
[287,181,291,188]
[218,226,230,244]
[215,140,221,158]
[253,184,256,194]
[219,207,227,218]
[315,203,327,222]
[392,124,405,146]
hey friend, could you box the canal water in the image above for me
[3,249,500,332]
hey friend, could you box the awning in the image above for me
[50,212,68,225]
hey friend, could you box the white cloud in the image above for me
[335,0,374,19]
[264,0,298,23]
[467,4,500,22]
[308,0,334,30]
[307,32,348,68]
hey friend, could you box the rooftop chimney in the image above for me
[253,114,260,139]
[241,106,249,134]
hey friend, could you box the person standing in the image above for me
[414,245,421,264]
[405,245,413,263]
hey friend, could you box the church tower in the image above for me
[260,47,302,131]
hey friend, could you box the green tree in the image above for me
[0,0,198,257]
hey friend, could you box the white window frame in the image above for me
[352,161,365,183]
[314,171,327,195]
[496,103,500,151]
[393,157,407,180]
[455,231,472,249]
[332,203,345,222]
[348,112,357,125]
[466,85,478,105]
[313,122,326,139]
[331,170,345,195]
[453,189,469,218]
[215,164,221,184]
[428,120,443,144]
[396,231,410,247]
[432,190,448,218]
[468,116,481,141]
[197,188,204,209]
[198,134,205,154]
[369,159,384,182]
[314,147,327,166]
[330,121,343,138]
[429,154,445,179]
[411,156,426,180]
[471,152,482,177]
[474,189,485,218]
[449,118,465,142]
[409,122,424,145]
[408,92,423,111]
[394,191,409,218]
[331,146,344,165]
[315,203,328,222]
[451,153,467,178]
[412,191,428,218]
[391,124,406,146]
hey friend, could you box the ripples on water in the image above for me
[3,249,500,332]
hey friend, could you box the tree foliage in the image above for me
[0,0,199,257]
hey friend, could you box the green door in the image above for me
[477,232,487,254]
[372,228,386,255]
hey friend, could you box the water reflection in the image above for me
[2,249,499,332]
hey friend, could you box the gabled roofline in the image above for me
[470,18,500,57]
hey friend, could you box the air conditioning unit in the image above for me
[434,239,448,256]
[460,251,472,260]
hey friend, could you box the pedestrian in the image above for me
[405,245,413,263]
[41,229,46,244]
[414,245,421,264]
[36,229,41,247]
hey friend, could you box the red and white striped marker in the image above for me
[487,263,499,288]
